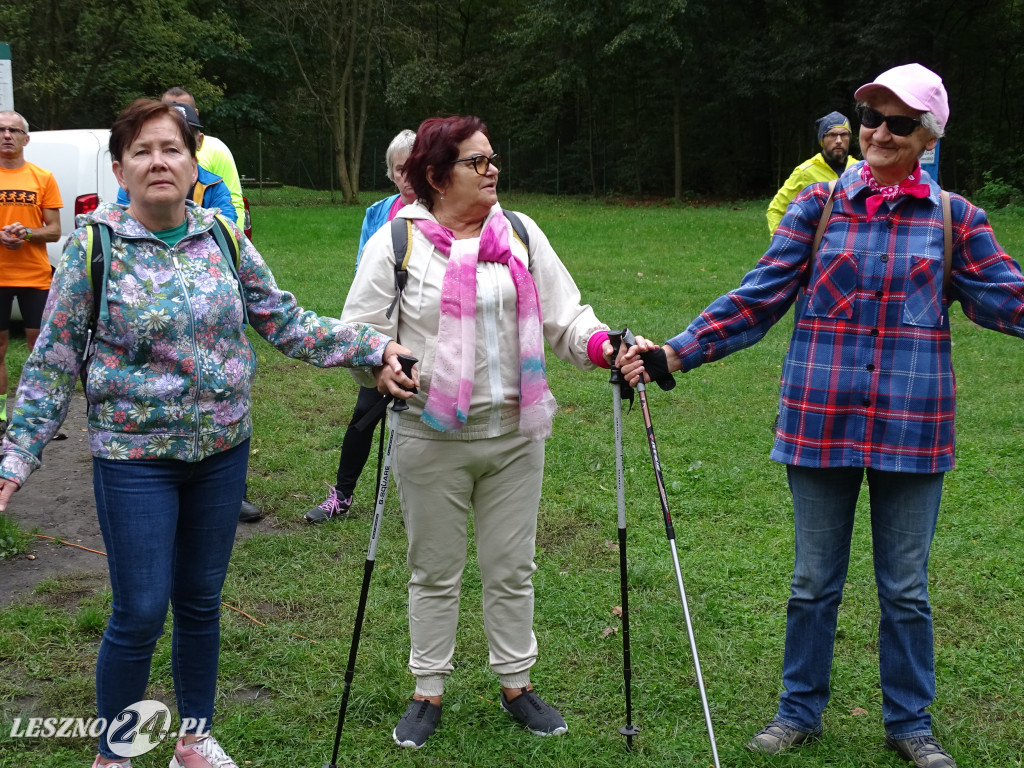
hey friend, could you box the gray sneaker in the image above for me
[885,734,957,767]
[500,687,567,736]
[392,699,441,749]
[745,718,820,754]
[304,484,352,523]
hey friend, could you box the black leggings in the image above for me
[335,385,388,495]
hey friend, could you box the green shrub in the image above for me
[973,172,1023,211]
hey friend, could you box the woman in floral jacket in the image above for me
[0,99,414,768]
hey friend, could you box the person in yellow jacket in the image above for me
[766,111,857,234]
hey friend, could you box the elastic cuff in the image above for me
[587,330,611,368]
[498,672,531,690]
[413,674,446,698]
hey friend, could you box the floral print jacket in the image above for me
[0,202,391,486]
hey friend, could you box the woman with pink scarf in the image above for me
[342,115,613,749]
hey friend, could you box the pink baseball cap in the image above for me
[854,63,949,130]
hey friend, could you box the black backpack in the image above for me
[385,209,531,319]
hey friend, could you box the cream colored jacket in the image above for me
[342,201,607,440]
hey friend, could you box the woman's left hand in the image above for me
[0,478,21,512]
[377,341,419,398]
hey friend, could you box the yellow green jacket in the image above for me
[766,153,857,234]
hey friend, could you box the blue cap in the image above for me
[816,111,850,144]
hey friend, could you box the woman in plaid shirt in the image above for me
[621,64,1024,768]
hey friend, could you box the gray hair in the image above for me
[385,129,416,181]
[920,112,944,140]
[0,110,29,133]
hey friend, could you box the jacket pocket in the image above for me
[902,254,944,328]
[805,251,859,320]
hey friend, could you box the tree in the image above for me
[255,0,392,204]
[0,0,244,129]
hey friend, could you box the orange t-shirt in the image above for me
[0,162,63,289]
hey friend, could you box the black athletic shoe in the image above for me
[239,499,263,523]
[392,699,441,749]
[500,687,567,736]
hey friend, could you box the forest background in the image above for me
[4,0,1024,205]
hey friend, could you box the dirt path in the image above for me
[0,393,273,607]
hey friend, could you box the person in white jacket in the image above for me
[342,115,614,749]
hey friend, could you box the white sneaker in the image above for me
[168,735,239,768]
[91,757,133,768]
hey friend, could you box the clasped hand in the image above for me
[375,341,419,398]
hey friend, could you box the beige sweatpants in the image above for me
[393,429,545,698]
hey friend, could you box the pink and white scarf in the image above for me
[415,213,557,440]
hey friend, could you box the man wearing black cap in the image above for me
[766,111,857,234]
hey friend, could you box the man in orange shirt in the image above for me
[0,111,62,433]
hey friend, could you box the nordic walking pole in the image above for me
[627,332,721,768]
[608,330,640,750]
[323,354,417,768]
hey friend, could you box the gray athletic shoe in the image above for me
[392,699,441,749]
[500,687,567,736]
[745,718,820,754]
[885,734,957,767]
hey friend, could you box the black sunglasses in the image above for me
[450,153,501,175]
[857,105,921,137]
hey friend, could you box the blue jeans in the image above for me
[93,440,249,758]
[776,465,944,739]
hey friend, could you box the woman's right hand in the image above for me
[0,478,21,512]
[376,341,419,398]
[619,339,681,387]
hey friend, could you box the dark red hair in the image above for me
[404,116,489,209]
[109,99,196,163]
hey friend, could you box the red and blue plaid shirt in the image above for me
[668,162,1024,473]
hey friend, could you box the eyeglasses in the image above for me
[857,106,921,137]
[1,127,27,136]
[823,131,851,142]
[450,153,501,175]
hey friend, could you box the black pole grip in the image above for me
[392,354,418,413]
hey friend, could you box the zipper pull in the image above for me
[172,255,180,270]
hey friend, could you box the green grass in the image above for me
[0,513,32,559]
[2,191,1024,767]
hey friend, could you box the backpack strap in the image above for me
[86,223,112,329]
[210,213,248,325]
[940,190,953,297]
[503,209,530,253]
[810,180,837,259]
[82,222,110,390]
[386,217,413,320]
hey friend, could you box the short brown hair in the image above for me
[404,116,488,209]
[109,99,196,163]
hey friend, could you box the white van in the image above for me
[22,128,119,268]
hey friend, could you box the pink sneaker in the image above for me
[91,758,133,768]
[168,735,238,768]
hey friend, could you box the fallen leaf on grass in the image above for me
[851,707,868,717]
[612,606,623,617]
[605,539,619,551]
[600,627,618,638]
